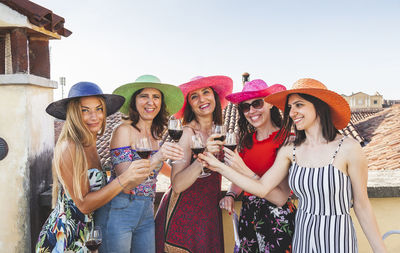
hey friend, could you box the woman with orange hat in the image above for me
[155,75,233,253]
[210,79,296,253]
[199,78,387,252]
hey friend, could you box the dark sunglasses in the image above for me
[238,99,264,113]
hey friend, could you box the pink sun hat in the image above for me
[175,75,233,119]
[226,79,286,104]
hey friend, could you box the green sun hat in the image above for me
[113,75,184,116]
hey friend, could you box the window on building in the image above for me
[373,100,377,104]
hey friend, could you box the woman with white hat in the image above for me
[200,78,387,252]
[212,79,296,253]
[36,82,151,252]
[155,75,233,253]
[99,75,185,253]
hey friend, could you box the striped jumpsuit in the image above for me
[288,137,358,252]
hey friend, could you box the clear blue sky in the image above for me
[33,0,400,100]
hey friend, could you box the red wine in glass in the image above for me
[136,150,152,159]
[224,144,237,151]
[85,239,102,251]
[168,129,183,142]
[214,135,226,142]
[191,147,205,155]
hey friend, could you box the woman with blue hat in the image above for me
[99,75,185,253]
[36,82,152,252]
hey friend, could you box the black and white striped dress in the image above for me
[288,137,358,252]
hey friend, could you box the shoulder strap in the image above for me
[330,136,346,165]
[292,145,297,163]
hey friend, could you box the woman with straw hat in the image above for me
[210,79,296,253]
[98,75,185,253]
[199,78,387,252]
[36,82,152,252]
[155,75,233,253]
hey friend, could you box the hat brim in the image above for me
[113,82,184,115]
[175,76,233,119]
[264,88,351,130]
[226,84,286,104]
[46,94,125,120]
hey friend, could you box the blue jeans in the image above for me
[103,192,155,253]
[94,201,110,253]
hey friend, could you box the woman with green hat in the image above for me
[98,75,185,253]
[36,82,152,252]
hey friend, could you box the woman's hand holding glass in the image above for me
[120,159,151,190]
[222,147,248,175]
[197,152,225,173]
[157,141,184,162]
[206,133,224,154]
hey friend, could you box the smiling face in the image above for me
[241,97,273,129]
[187,87,216,117]
[287,94,319,130]
[80,96,105,134]
[135,88,162,121]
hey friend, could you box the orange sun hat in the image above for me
[264,78,351,130]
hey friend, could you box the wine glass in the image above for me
[224,131,237,151]
[212,124,226,141]
[135,136,154,179]
[168,117,185,163]
[191,134,211,178]
[85,226,102,253]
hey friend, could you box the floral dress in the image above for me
[36,168,105,253]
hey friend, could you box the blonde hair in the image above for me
[51,97,106,207]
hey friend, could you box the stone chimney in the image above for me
[0,1,71,251]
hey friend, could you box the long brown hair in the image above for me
[276,93,339,146]
[182,87,223,125]
[52,97,106,207]
[126,88,168,139]
[237,104,282,152]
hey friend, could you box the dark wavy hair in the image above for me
[237,104,282,152]
[276,93,339,146]
[126,88,168,139]
[183,87,223,125]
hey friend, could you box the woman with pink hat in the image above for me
[207,79,296,252]
[200,78,387,252]
[155,75,233,253]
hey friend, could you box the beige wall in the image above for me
[223,198,400,253]
[0,75,56,252]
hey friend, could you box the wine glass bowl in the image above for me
[168,117,184,163]
[224,132,237,151]
[212,124,226,141]
[191,134,211,178]
[135,137,154,177]
[85,226,102,252]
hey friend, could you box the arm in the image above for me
[58,140,150,214]
[346,139,387,252]
[219,183,243,213]
[171,127,204,193]
[199,145,292,198]
[223,147,291,206]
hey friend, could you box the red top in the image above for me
[239,130,283,196]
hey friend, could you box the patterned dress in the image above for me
[289,137,358,252]
[36,168,105,253]
[155,169,224,252]
[238,131,296,253]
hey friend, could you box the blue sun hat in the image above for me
[113,75,184,115]
[46,81,125,120]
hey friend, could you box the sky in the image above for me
[32,0,400,100]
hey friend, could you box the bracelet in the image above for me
[225,191,237,199]
[117,177,124,189]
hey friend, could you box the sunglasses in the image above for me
[238,99,264,113]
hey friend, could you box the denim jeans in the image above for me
[102,192,155,253]
[94,201,110,253]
